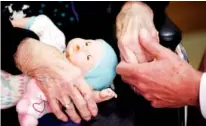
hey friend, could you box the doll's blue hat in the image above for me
[84,39,118,90]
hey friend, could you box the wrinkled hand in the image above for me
[117,29,203,108]
[14,38,98,123]
[116,2,159,64]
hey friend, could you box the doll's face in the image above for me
[66,38,104,74]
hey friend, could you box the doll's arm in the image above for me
[11,18,30,29]
[11,15,66,52]
[93,88,117,103]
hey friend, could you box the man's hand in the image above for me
[117,29,203,108]
[116,2,159,63]
[14,38,98,123]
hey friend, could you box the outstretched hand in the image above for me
[117,29,202,108]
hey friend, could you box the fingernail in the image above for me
[92,108,98,116]
[63,118,68,122]
[75,119,81,124]
[85,116,91,121]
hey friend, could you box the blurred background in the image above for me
[167,1,206,69]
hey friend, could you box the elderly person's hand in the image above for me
[117,29,203,108]
[14,38,98,123]
[116,1,159,64]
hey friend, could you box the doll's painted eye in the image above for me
[85,41,91,46]
[87,55,92,60]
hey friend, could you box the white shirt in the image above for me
[200,72,206,119]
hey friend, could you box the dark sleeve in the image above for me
[1,14,39,75]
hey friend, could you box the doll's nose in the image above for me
[75,45,80,52]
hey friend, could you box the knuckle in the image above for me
[85,95,93,103]
[82,90,92,98]
[80,90,89,98]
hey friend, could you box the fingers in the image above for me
[76,79,98,117]
[71,86,92,121]
[116,61,143,77]
[139,28,169,59]
[116,62,134,77]
[131,30,147,63]
[60,95,81,124]
[49,99,68,122]
[118,40,138,64]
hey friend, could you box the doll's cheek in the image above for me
[72,53,86,64]
[70,54,86,68]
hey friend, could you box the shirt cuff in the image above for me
[25,16,36,30]
[200,72,206,119]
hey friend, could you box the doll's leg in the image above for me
[93,88,117,103]
[18,114,38,126]
[16,98,30,114]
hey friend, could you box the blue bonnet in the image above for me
[84,39,118,90]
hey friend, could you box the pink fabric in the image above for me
[16,79,52,126]
[1,70,28,109]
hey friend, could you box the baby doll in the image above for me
[10,15,118,126]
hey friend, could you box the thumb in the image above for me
[139,28,168,59]
[116,61,137,77]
